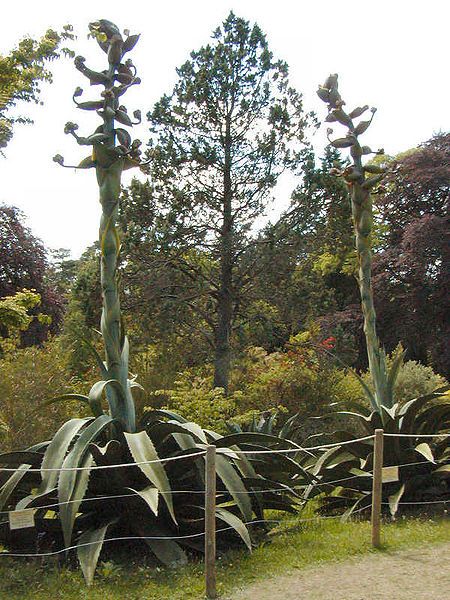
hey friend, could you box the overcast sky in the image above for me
[1,0,448,258]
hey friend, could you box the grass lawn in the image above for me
[0,514,448,600]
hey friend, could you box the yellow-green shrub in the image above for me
[0,338,86,450]
[145,370,239,433]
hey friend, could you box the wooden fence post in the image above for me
[371,428,384,548]
[205,445,217,599]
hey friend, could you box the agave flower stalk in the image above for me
[316,75,393,413]
[54,20,147,432]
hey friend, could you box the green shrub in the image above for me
[230,341,359,425]
[0,338,86,450]
[392,359,447,403]
[146,370,239,433]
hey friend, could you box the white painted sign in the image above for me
[382,465,399,483]
[9,509,36,530]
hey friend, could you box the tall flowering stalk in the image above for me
[317,74,398,414]
[54,20,147,431]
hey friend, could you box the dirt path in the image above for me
[230,543,450,600]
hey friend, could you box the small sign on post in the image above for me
[9,509,36,530]
[382,465,399,483]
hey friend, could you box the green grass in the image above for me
[0,515,449,600]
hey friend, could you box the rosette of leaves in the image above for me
[305,386,450,519]
[0,409,313,584]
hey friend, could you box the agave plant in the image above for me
[0,408,315,583]
[227,411,303,440]
[309,76,450,517]
[304,385,450,518]
[0,20,314,584]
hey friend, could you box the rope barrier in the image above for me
[0,507,377,560]
[383,433,450,438]
[229,434,375,455]
[0,519,281,558]
[0,450,207,474]
[2,431,448,475]
[382,500,448,506]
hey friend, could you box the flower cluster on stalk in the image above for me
[53,19,148,171]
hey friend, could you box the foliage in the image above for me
[0,338,86,450]
[229,339,357,436]
[0,289,50,355]
[0,20,312,588]
[391,360,447,403]
[308,384,450,518]
[0,205,65,345]
[0,26,74,151]
[335,349,448,414]
[137,11,313,392]
[372,133,450,376]
[0,408,311,584]
[148,373,239,433]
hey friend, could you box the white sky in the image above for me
[1,0,448,258]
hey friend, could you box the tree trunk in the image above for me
[214,117,233,394]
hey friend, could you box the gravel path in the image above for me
[230,543,450,600]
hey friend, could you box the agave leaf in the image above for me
[340,495,368,522]
[386,348,405,404]
[415,405,450,433]
[88,379,126,418]
[77,100,104,111]
[216,432,301,451]
[0,452,42,467]
[312,446,347,476]
[168,421,208,444]
[279,413,300,439]
[349,105,369,119]
[124,431,176,523]
[330,400,372,415]
[0,464,32,511]
[215,507,252,550]
[18,418,89,509]
[138,522,188,567]
[348,371,378,412]
[79,337,109,380]
[115,110,133,127]
[141,409,189,428]
[115,128,131,147]
[59,415,115,546]
[46,393,104,418]
[415,442,435,463]
[127,486,159,516]
[381,404,397,423]
[388,483,405,518]
[399,388,449,433]
[331,137,354,149]
[331,411,374,435]
[77,520,115,585]
[215,454,252,522]
[435,464,450,474]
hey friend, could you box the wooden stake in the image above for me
[205,445,217,599]
[371,428,384,548]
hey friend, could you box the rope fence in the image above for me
[0,429,448,598]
